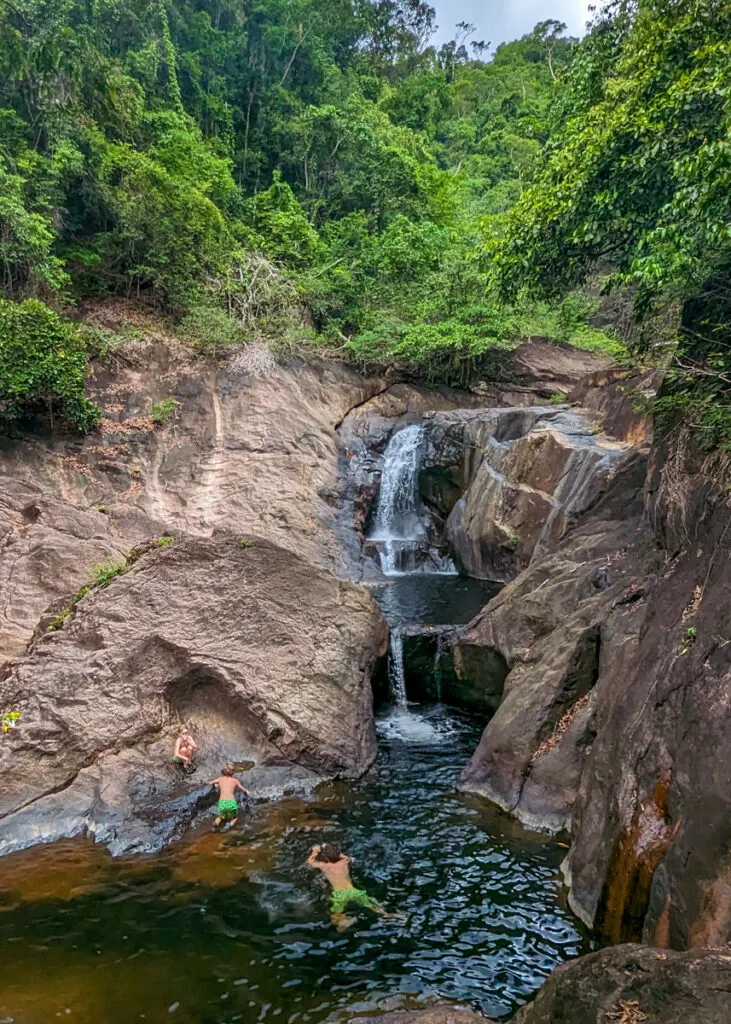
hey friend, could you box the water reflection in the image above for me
[0,706,587,1024]
[369,575,502,628]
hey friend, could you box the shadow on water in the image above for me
[0,704,588,1024]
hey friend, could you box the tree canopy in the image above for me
[490,0,731,447]
[2,1,727,443]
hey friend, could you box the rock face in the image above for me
[431,406,629,581]
[512,339,613,397]
[350,1011,488,1024]
[512,945,731,1024]
[0,339,389,674]
[456,450,652,832]
[455,435,731,948]
[0,475,168,667]
[0,535,387,855]
[567,457,731,949]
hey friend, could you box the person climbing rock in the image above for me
[209,765,249,828]
[306,842,403,932]
[173,725,199,774]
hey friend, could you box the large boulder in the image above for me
[0,334,389,592]
[455,435,731,948]
[440,407,629,581]
[456,450,652,834]
[512,945,731,1024]
[0,534,387,855]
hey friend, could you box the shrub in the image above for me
[0,298,100,432]
[88,557,127,586]
[179,304,244,353]
[152,396,179,423]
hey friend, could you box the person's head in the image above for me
[179,725,190,736]
[318,843,342,863]
[221,765,234,777]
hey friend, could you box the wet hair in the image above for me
[318,843,342,863]
[221,765,234,777]
[179,725,189,734]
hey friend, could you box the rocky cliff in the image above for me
[1,314,727,1023]
[455,434,731,949]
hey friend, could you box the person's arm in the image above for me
[174,737,183,757]
[190,738,199,751]
[235,779,249,795]
[307,844,322,868]
[209,777,220,787]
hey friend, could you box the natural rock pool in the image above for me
[0,704,587,1024]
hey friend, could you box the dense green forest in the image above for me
[0,0,729,446]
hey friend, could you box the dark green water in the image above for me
[0,705,587,1024]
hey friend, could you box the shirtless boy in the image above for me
[209,766,249,827]
[173,726,198,773]
[307,842,402,932]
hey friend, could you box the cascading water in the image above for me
[370,424,425,575]
[369,424,456,577]
[389,628,408,708]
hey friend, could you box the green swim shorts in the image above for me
[217,798,238,821]
[173,755,184,764]
[330,888,380,915]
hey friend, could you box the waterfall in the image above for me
[433,632,445,702]
[370,424,455,576]
[389,628,408,708]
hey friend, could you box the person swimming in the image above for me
[306,842,403,932]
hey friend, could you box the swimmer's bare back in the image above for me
[307,846,354,889]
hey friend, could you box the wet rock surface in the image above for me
[0,535,387,855]
[350,1010,489,1024]
[512,944,731,1024]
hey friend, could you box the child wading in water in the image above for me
[209,766,249,828]
[307,842,403,932]
[173,726,199,774]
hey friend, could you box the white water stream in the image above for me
[370,424,426,575]
[370,424,456,577]
[370,424,459,716]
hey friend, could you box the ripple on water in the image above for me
[0,704,588,1024]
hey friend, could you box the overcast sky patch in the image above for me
[431,1,593,49]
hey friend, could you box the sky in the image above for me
[431,1,593,49]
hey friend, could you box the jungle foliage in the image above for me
[491,0,731,448]
[1,1,727,443]
[0,0,604,423]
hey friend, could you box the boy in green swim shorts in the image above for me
[209,765,249,828]
[307,842,403,932]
